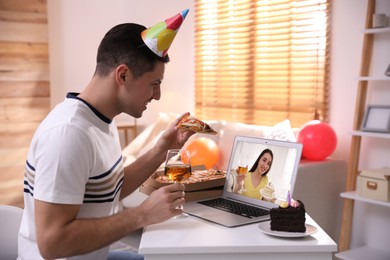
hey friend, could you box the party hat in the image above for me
[141,9,189,57]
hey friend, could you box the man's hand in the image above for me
[34,182,186,259]
[154,112,195,153]
[138,182,186,224]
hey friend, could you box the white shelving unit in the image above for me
[338,0,390,259]
[337,190,390,260]
[340,191,390,208]
[356,76,390,81]
[336,245,390,260]
[362,27,390,34]
[350,130,390,139]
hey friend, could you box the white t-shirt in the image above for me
[18,93,124,260]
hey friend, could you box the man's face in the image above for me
[121,62,165,118]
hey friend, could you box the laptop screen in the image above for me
[224,136,302,208]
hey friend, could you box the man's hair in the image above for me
[95,23,170,79]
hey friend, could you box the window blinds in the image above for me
[194,0,330,127]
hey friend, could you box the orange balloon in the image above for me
[186,137,219,169]
[181,149,190,165]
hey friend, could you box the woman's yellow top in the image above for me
[242,172,268,200]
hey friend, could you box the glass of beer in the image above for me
[164,149,192,218]
[237,158,248,194]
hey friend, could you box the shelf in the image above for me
[363,27,390,34]
[339,0,390,253]
[340,191,390,207]
[350,130,390,139]
[336,245,390,260]
[356,76,390,81]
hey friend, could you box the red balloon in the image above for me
[186,137,219,169]
[297,120,337,161]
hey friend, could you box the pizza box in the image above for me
[140,165,226,200]
[140,184,223,202]
[357,168,390,202]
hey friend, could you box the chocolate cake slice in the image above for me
[270,200,306,232]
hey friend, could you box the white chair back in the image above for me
[0,205,23,260]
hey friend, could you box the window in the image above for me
[194,0,330,127]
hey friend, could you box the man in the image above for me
[18,10,192,259]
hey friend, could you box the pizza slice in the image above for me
[178,116,217,135]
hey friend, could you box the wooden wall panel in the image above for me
[0,81,50,98]
[0,10,47,23]
[0,21,48,43]
[0,0,47,13]
[0,42,48,59]
[0,0,49,208]
[0,97,50,122]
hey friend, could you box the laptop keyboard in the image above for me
[198,198,269,219]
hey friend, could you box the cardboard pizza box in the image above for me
[140,165,226,200]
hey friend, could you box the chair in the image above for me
[0,205,24,260]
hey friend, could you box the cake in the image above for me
[270,200,306,232]
[260,183,275,201]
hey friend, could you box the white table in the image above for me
[138,213,337,260]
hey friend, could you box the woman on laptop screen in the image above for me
[233,149,274,201]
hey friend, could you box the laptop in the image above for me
[184,135,303,227]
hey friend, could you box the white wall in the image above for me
[47,0,390,251]
[47,0,390,166]
[47,0,195,126]
[330,0,390,171]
